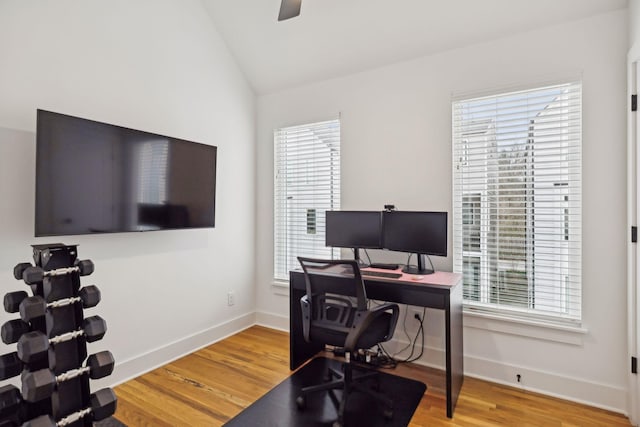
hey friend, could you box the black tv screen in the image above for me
[325,211,382,249]
[35,110,217,237]
[382,211,447,257]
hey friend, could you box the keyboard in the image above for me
[361,270,402,279]
[369,263,399,270]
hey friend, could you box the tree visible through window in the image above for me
[453,82,582,322]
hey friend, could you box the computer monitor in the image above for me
[382,211,448,275]
[325,211,383,266]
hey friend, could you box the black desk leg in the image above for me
[445,282,464,418]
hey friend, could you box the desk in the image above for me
[289,267,463,418]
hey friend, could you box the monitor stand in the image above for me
[353,248,369,268]
[402,253,434,275]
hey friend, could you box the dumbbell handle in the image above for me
[20,287,101,322]
[44,266,80,278]
[57,408,91,427]
[55,366,90,383]
[47,297,81,309]
[49,330,85,345]
[49,323,105,344]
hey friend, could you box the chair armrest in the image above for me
[300,293,355,343]
[376,302,399,341]
[344,303,399,352]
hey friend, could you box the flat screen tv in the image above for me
[35,110,217,237]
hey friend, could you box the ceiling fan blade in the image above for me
[278,0,302,21]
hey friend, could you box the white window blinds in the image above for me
[274,119,341,282]
[452,81,582,323]
[136,140,168,204]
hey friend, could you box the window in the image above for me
[136,140,168,204]
[274,119,341,282]
[453,81,582,323]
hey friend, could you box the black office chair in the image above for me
[296,257,400,427]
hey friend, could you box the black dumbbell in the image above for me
[19,285,101,322]
[22,260,94,285]
[1,319,29,344]
[22,351,115,402]
[22,387,116,427]
[4,291,28,313]
[0,384,22,420]
[17,316,107,364]
[13,263,31,281]
[0,352,22,380]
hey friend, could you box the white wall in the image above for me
[256,10,629,413]
[631,0,640,52]
[0,0,256,385]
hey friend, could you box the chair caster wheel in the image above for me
[383,408,393,419]
[296,396,306,410]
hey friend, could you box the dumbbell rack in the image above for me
[0,243,117,426]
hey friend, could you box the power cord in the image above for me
[392,304,413,356]
[363,249,372,265]
[349,303,427,368]
[350,248,373,265]
[374,344,398,369]
[398,307,426,363]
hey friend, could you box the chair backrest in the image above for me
[297,257,368,342]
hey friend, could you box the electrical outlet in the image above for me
[227,291,235,306]
[410,308,422,321]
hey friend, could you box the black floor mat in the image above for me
[224,357,426,427]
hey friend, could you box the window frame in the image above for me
[452,80,582,326]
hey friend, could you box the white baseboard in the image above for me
[255,310,289,332]
[383,336,628,416]
[463,354,628,416]
[93,312,256,390]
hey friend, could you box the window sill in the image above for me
[463,307,588,345]
[272,279,289,297]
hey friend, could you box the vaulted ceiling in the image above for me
[202,0,628,95]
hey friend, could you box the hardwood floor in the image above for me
[114,326,631,426]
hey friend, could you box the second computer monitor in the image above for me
[383,211,448,274]
[326,211,383,265]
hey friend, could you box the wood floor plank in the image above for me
[114,326,631,426]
